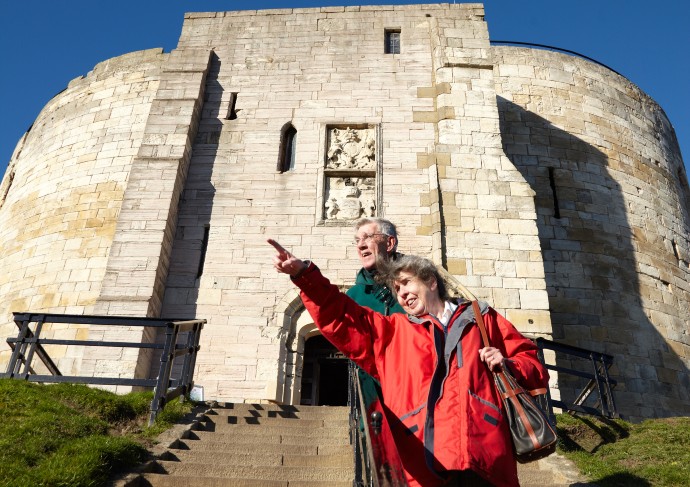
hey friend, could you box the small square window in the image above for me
[385,30,401,54]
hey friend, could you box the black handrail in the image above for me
[349,362,407,487]
[535,337,619,419]
[2,312,205,425]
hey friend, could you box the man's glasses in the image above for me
[353,233,388,245]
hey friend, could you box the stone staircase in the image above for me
[115,403,593,487]
[118,403,353,486]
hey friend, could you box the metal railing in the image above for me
[349,362,407,487]
[2,312,205,425]
[535,337,619,419]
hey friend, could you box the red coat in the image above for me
[294,264,549,487]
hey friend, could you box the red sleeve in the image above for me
[292,262,393,379]
[486,308,550,391]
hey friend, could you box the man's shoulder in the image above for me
[346,270,370,297]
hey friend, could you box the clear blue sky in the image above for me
[1,1,688,177]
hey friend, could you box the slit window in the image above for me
[278,123,297,173]
[385,29,401,54]
[226,92,238,120]
[548,167,561,219]
[196,225,210,279]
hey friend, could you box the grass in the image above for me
[556,413,690,486]
[0,379,193,487]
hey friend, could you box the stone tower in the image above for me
[0,3,688,421]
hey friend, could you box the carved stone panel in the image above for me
[322,125,378,223]
[324,176,376,221]
[326,127,376,170]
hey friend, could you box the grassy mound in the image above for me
[556,413,690,486]
[0,379,192,487]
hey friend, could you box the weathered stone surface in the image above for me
[0,4,687,421]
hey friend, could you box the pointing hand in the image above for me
[268,239,308,277]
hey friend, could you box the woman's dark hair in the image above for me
[376,254,450,301]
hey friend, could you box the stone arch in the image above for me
[272,289,322,405]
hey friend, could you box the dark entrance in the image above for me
[300,335,349,406]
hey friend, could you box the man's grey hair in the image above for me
[354,218,398,252]
[377,254,450,302]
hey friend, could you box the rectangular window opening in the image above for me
[196,225,211,279]
[548,167,561,219]
[385,29,401,54]
[226,92,238,120]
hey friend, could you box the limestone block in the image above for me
[505,309,552,334]
[519,289,550,310]
[493,288,520,309]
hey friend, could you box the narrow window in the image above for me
[672,240,680,261]
[678,168,690,219]
[548,167,561,219]
[196,225,210,279]
[385,29,401,54]
[226,92,238,120]
[278,123,297,173]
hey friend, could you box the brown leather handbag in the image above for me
[471,301,558,463]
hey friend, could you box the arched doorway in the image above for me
[300,335,349,406]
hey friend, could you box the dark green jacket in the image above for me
[346,267,405,316]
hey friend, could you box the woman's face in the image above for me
[393,271,440,317]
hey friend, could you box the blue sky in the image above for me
[1,1,688,177]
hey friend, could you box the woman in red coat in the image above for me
[269,239,549,487]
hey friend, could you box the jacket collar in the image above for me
[354,266,377,285]
[407,297,472,326]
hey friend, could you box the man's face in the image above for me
[393,271,438,316]
[355,222,395,270]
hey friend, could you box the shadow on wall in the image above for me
[497,96,690,421]
[147,53,222,377]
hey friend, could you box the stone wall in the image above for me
[155,3,547,402]
[0,49,166,374]
[0,4,687,419]
[493,46,690,420]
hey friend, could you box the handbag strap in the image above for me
[471,300,491,349]
[471,300,544,448]
[470,300,546,397]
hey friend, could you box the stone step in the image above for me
[209,403,348,419]
[517,468,557,485]
[160,450,352,468]
[146,460,354,483]
[139,474,352,487]
[139,476,286,487]
[195,420,349,436]
[200,414,350,429]
[516,454,596,486]
[185,429,350,444]
[171,439,352,457]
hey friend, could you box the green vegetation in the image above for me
[556,413,690,486]
[0,379,192,487]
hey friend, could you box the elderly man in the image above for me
[347,218,405,469]
[268,239,549,487]
[347,217,404,320]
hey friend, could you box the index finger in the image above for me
[267,238,290,256]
